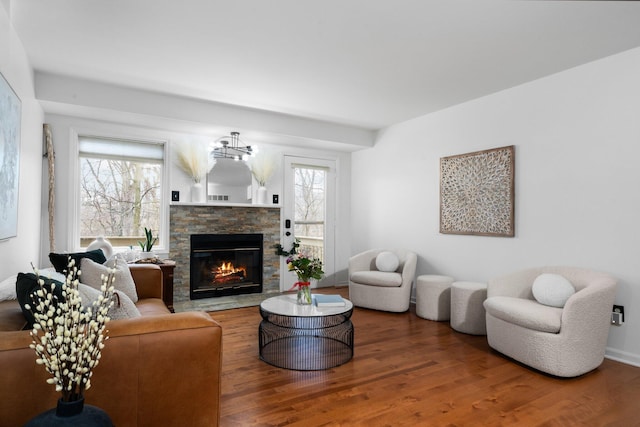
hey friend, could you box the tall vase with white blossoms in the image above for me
[25,259,116,425]
[175,140,214,203]
[249,150,277,205]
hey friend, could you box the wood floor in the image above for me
[210,287,640,427]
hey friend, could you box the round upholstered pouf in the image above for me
[415,275,454,321]
[450,281,488,335]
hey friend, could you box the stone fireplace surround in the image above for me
[169,204,281,311]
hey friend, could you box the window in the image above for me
[78,136,164,249]
[293,165,327,263]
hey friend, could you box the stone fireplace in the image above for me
[169,204,281,303]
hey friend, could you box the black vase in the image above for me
[24,397,113,426]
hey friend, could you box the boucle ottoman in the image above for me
[450,281,487,335]
[415,275,454,321]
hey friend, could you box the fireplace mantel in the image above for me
[169,205,281,303]
[170,202,281,209]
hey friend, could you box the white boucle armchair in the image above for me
[348,249,417,312]
[483,266,617,377]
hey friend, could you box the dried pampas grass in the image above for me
[175,141,213,183]
[249,151,278,186]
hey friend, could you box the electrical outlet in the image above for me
[612,305,625,325]
[612,312,623,326]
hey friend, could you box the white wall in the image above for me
[351,47,640,366]
[0,3,44,280]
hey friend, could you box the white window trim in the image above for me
[68,127,170,253]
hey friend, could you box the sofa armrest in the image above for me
[561,280,617,337]
[128,264,163,300]
[0,312,223,427]
[92,311,223,426]
[400,252,417,286]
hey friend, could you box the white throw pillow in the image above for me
[37,268,67,283]
[81,257,138,303]
[375,251,400,272]
[78,284,140,320]
[532,273,576,308]
[1,269,67,302]
[0,275,17,301]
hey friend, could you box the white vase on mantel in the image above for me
[191,182,205,203]
[255,186,268,204]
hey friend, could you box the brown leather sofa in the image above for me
[0,264,222,427]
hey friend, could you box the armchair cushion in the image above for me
[484,296,562,333]
[375,251,399,272]
[350,271,403,287]
[532,273,575,308]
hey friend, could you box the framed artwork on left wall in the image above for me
[0,71,22,241]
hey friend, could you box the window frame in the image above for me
[69,127,170,253]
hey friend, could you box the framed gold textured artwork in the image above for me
[440,145,515,237]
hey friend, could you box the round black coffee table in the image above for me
[258,294,354,370]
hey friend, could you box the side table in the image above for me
[450,281,487,335]
[415,274,454,321]
[158,260,176,313]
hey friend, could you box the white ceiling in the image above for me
[10,0,640,130]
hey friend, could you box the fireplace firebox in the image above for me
[190,233,263,299]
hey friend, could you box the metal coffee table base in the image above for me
[259,305,354,371]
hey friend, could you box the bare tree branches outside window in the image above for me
[79,158,161,247]
[294,167,326,262]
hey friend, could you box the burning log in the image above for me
[213,272,245,285]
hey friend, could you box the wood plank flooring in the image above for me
[210,287,640,427]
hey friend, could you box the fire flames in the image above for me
[216,262,246,276]
[212,261,246,285]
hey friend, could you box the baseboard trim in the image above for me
[605,347,640,368]
[395,297,640,370]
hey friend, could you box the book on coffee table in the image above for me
[314,294,346,307]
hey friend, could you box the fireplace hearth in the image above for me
[190,233,263,299]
